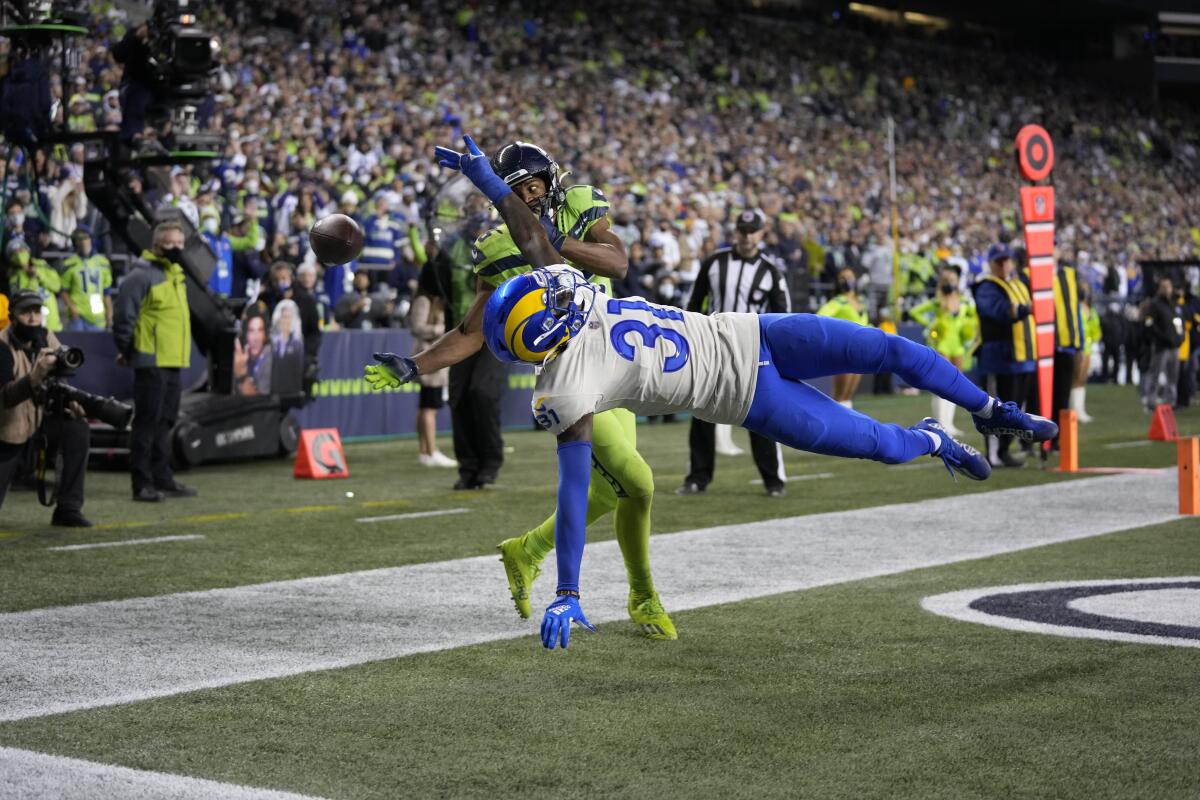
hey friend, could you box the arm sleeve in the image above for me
[973,282,1011,323]
[554,440,592,593]
[0,346,34,408]
[112,270,149,356]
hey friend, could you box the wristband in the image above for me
[472,170,513,206]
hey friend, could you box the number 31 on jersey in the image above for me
[606,299,690,373]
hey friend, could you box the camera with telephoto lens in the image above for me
[42,347,134,430]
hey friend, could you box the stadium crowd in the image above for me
[0,0,1196,392]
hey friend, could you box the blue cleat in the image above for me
[972,400,1058,443]
[913,418,992,481]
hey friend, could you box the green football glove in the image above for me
[364,352,417,391]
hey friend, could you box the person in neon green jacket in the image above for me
[6,239,63,332]
[817,267,869,407]
[909,266,978,434]
[1072,285,1102,423]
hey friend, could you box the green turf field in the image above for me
[0,383,1197,799]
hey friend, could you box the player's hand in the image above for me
[540,214,565,252]
[433,135,510,203]
[364,352,417,390]
[540,594,596,650]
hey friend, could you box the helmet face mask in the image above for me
[483,268,596,365]
[490,141,566,218]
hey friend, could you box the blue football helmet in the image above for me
[490,141,565,217]
[484,267,596,365]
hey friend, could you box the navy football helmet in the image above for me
[489,141,566,217]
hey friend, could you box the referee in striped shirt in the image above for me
[677,209,791,497]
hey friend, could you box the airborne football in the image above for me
[1,0,1197,798]
[309,213,365,265]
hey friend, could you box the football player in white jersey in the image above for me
[369,136,1058,650]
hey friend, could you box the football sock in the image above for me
[973,397,997,417]
[616,494,655,598]
[521,490,614,564]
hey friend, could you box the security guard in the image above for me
[973,243,1036,467]
[1030,257,1083,448]
[112,221,197,502]
[60,229,113,331]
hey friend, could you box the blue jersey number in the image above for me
[606,299,690,373]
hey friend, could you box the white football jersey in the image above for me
[531,296,761,436]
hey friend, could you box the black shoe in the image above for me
[156,482,198,498]
[133,487,166,502]
[674,481,705,496]
[766,486,786,498]
[453,478,478,490]
[51,509,94,528]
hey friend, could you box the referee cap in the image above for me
[736,208,766,233]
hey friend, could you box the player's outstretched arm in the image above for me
[435,135,561,269]
[541,413,597,650]
[364,280,493,390]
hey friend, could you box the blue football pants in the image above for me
[741,314,991,464]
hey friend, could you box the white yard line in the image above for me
[355,508,471,523]
[0,469,1176,725]
[0,469,1181,800]
[47,535,205,552]
[1102,440,1154,450]
[0,747,331,800]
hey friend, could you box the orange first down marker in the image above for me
[1180,438,1199,516]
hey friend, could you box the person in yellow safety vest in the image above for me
[60,229,113,331]
[6,239,63,332]
[909,265,979,435]
[972,243,1036,468]
[1038,258,1084,449]
[1074,285,1102,422]
[817,267,869,408]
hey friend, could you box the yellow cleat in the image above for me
[497,537,541,619]
[628,591,678,640]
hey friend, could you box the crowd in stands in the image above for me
[1,0,1197,335]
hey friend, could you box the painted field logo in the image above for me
[922,578,1200,649]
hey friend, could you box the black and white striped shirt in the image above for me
[686,247,791,316]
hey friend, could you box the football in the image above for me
[309,214,365,265]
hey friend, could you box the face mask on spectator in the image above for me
[837,277,856,293]
[12,320,47,348]
[8,213,24,229]
[244,180,260,195]
[940,283,956,295]
[202,217,220,235]
[159,246,184,264]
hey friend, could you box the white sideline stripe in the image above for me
[1103,440,1153,450]
[355,508,471,524]
[749,472,834,485]
[47,535,205,552]
[0,747,330,800]
[921,579,1200,650]
[0,469,1177,726]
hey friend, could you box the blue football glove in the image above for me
[363,352,417,391]
[540,594,596,650]
[540,214,565,252]
[433,134,512,205]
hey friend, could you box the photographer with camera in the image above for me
[113,221,197,502]
[0,292,93,527]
